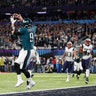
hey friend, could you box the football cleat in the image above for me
[85,80,88,84]
[72,74,74,78]
[85,77,89,84]
[26,74,34,85]
[76,75,79,80]
[66,78,69,82]
[15,80,24,87]
[26,80,36,90]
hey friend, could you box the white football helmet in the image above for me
[67,41,73,48]
[85,38,91,46]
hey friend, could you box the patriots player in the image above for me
[62,41,76,82]
[81,38,94,84]
[10,13,38,90]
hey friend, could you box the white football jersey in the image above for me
[65,47,75,61]
[82,44,93,59]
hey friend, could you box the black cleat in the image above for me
[72,74,74,78]
[85,77,89,84]
[76,75,79,80]
[26,74,34,85]
[85,81,88,84]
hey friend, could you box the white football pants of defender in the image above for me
[74,61,83,71]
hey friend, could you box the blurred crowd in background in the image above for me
[0,19,96,50]
[0,55,96,74]
[0,0,95,7]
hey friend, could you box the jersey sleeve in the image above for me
[33,26,37,34]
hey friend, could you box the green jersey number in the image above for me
[30,32,34,42]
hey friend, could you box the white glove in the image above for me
[10,16,16,24]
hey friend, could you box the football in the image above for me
[13,13,19,19]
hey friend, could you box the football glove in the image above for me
[10,16,16,24]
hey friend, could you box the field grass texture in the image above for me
[0,72,96,94]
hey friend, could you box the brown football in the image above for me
[13,13,19,19]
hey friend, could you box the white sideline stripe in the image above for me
[0,85,96,95]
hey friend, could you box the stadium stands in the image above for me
[0,0,96,73]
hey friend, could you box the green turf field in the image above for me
[0,72,96,94]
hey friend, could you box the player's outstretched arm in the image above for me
[10,16,16,35]
[10,13,24,35]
